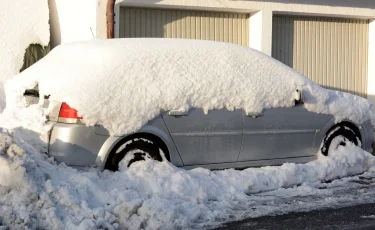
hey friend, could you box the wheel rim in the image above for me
[105,137,166,171]
[321,126,359,156]
[121,149,153,168]
[327,135,352,155]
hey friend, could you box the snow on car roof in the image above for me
[4,38,374,135]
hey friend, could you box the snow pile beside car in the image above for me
[0,0,49,110]
[3,39,373,135]
[0,130,374,229]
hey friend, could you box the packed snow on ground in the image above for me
[0,128,374,229]
[1,38,375,229]
[2,39,374,135]
[0,0,49,110]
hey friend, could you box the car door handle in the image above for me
[168,110,188,116]
[246,112,263,118]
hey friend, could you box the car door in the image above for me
[238,105,317,162]
[162,108,243,166]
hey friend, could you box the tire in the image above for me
[321,125,359,156]
[105,138,162,171]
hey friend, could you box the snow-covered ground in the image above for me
[0,127,374,230]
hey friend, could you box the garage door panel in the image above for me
[120,7,249,46]
[273,15,368,97]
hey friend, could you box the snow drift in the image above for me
[0,0,50,110]
[4,39,373,136]
[0,129,374,229]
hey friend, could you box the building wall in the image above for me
[108,0,375,53]
[49,0,97,48]
[368,20,375,106]
[96,0,107,39]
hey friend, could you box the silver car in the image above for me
[24,87,374,171]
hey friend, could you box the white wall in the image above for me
[49,0,97,48]
[368,20,375,111]
[249,11,262,52]
[96,0,107,39]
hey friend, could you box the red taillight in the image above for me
[59,102,83,120]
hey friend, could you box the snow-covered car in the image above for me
[13,39,374,171]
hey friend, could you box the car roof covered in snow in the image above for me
[5,38,374,135]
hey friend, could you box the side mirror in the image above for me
[295,89,304,105]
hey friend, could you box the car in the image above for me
[21,39,374,171]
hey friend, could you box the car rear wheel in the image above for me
[321,125,360,156]
[105,138,163,171]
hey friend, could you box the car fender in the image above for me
[95,122,183,170]
[314,117,368,150]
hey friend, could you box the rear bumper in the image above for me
[48,123,108,166]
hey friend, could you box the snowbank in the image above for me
[0,130,374,229]
[0,0,50,110]
[4,39,373,135]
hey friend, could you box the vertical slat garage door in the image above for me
[120,7,249,46]
[272,16,369,97]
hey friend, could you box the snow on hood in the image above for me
[0,130,374,229]
[3,39,374,135]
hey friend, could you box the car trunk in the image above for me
[24,86,61,122]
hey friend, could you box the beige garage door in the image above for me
[272,16,369,97]
[119,7,249,46]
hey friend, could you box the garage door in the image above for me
[119,7,249,46]
[272,16,369,97]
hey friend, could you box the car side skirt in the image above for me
[181,156,317,170]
